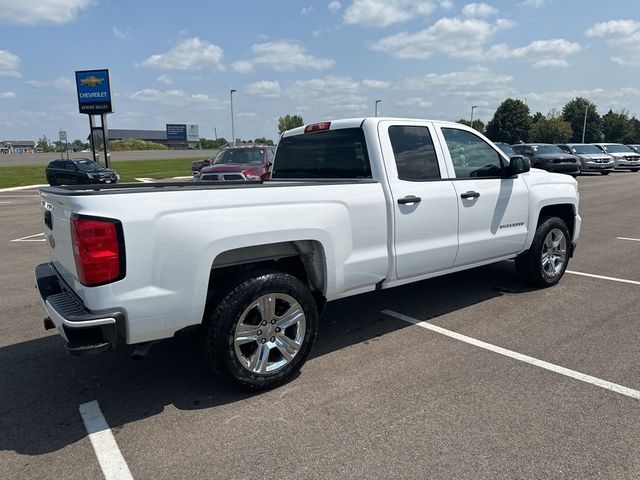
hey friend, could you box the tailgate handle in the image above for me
[397,195,421,205]
[460,191,480,199]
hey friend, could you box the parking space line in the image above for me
[566,270,640,286]
[383,310,640,401]
[79,401,134,480]
[617,237,640,243]
[10,232,46,242]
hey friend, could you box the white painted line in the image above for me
[11,232,46,242]
[383,309,640,401]
[566,270,640,286]
[0,184,47,192]
[0,201,13,204]
[133,178,154,183]
[617,237,640,243]
[79,401,134,480]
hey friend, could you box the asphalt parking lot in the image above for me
[1,172,639,479]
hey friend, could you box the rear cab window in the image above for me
[272,128,372,179]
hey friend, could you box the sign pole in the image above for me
[89,115,99,165]
[101,113,111,169]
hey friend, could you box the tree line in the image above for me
[459,97,640,145]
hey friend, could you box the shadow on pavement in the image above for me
[0,260,532,455]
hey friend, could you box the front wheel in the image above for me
[202,269,319,390]
[600,171,610,175]
[515,217,571,287]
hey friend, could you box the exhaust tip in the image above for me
[131,340,160,361]
[43,317,55,330]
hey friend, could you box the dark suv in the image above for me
[511,143,580,176]
[45,159,120,186]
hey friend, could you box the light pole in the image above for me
[230,89,237,147]
[581,104,588,143]
[374,99,381,117]
[470,105,478,129]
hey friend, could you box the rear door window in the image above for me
[388,126,441,181]
[273,128,371,179]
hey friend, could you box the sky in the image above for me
[1,0,639,143]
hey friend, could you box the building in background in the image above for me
[89,127,200,150]
[0,141,36,154]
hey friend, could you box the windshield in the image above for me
[75,160,101,172]
[496,143,516,156]
[215,149,265,164]
[571,144,603,154]
[603,144,634,153]
[532,145,565,154]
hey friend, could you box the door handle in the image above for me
[397,195,422,205]
[460,191,480,199]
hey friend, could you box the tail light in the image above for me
[304,122,331,133]
[71,215,125,286]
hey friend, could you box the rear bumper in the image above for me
[35,263,125,356]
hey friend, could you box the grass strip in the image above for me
[0,156,207,188]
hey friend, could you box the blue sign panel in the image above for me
[166,124,187,141]
[75,69,112,114]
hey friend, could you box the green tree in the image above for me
[485,99,531,144]
[628,118,640,144]
[601,109,634,143]
[456,118,485,133]
[531,112,544,124]
[36,135,54,153]
[72,139,89,150]
[277,114,304,134]
[561,97,601,143]
[529,114,572,143]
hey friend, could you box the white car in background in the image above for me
[592,143,640,172]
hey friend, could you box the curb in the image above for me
[0,184,47,193]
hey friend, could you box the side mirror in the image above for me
[505,155,530,177]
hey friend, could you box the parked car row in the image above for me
[46,158,120,186]
[495,142,640,176]
[192,145,276,182]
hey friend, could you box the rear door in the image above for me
[378,121,459,280]
[435,125,529,266]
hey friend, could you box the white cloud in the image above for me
[287,75,367,117]
[586,20,640,66]
[141,37,224,70]
[231,60,255,74]
[0,91,16,99]
[328,1,342,13]
[157,74,172,85]
[440,0,454,9]
[245,81,281,98]
[301,6,314,15]
[0,0,91,25]
[113,26,131,40]
[461,3,498,18]
[26,76,74,90]
[235,41,335,73]
[362,79,391,89]
[0,49,21,77]
[397,97,433,108]
[488,38,582,68]
[343,0,438,28]
[518,0,550,8]
[371,16,511,59]
[524,87,640,115]
[127,88,223,108]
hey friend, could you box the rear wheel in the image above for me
[48,175,57,186]
[515,217,571,287]
[202,269,319,390]
[600,171,610,175]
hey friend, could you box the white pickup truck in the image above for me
[36,118,580,389]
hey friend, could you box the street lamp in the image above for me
[470,105,478,129]
[375,99,382,117]
[230,89,237,147]
[581,104,588,143]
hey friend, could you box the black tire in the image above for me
[515,216,571,287]
[48,176,57,186]
[632,169,639,172]
[600,171,610,175]
[202,269,319,390]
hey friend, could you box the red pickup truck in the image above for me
[194,145,276,182]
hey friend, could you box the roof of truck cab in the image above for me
[281,117,463,137]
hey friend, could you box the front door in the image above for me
[378,121,459,280]
[435,126,530,267]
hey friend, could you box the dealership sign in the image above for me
[187,124,200,142]
[166,124,187,141]
[75,69,112,114]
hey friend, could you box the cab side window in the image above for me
[442,128,504,178]
[389,126,441,181]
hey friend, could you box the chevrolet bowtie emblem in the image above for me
[80,76,104,87]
